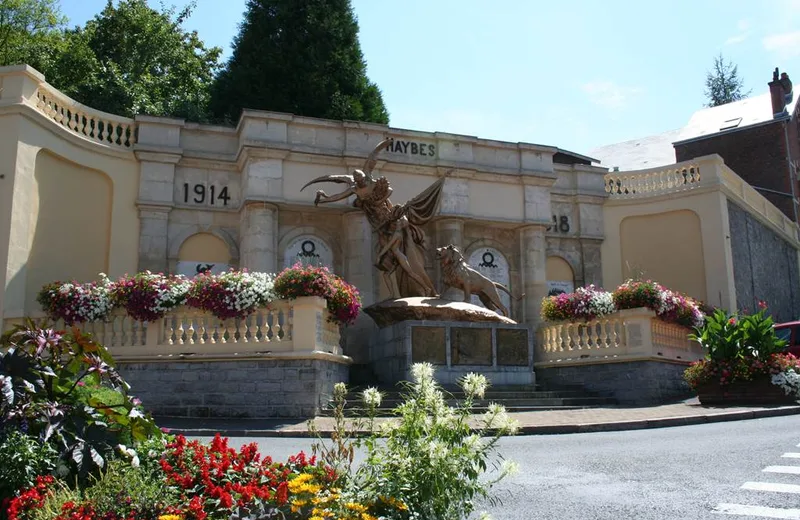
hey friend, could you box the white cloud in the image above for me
[581,81,642,110]
[763,31,800,57]
[725,19,752,45]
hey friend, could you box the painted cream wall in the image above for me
[0,65,139,319]
[24,151,113,314]
[619,210,707,301]
[546,256,575,282]
[178,233,232,264]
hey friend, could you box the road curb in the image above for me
[160,405,800,438]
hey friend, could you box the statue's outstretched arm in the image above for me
[314,187,355,206]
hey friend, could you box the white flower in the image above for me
[362,387,382,408]
[460,373,489,399]
[411,362,435,384]
[478,512,493,520]
[501,459,520,477]
[333,382,348,399]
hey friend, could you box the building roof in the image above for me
[587,128,682,172]
[674,90,799,144]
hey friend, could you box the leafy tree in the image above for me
[47,0,222,121]
[704,53,752,107]
[210,0,389,125]
[0,0,66,73]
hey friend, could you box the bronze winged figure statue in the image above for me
[301,137,449,299]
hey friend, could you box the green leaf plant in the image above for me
[0,319,161,482]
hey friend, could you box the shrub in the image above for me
[110,272,191,322]
[36,276,114,325]
[185,269,275,321]
[684,305,797,393]
[274,263,362,326]
[540,285,615,322]
[0,322,161,481]
[310,364,519,520]
[0,430,58,519]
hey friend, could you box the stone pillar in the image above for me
[581,239,603,287]
[239,202,278,273]
[138,206,171,273]
[343,211,376,364]
[519,225,549,327]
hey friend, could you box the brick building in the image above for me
[592,67,800,224]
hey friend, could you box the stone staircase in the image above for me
[324,384,617,417]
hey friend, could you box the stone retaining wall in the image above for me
[119,358,349,418]
[535,360,692,405]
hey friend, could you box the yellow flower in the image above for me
[379,495,409,511]
[158,516,183,520]
[345,502,368,513]
[361,514,379,520]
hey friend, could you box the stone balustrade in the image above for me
[2,296,343,361]
[33,82,136,149]
[536,308,705,366]
[604,163,702,199]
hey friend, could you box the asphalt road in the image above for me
[190,414,800,519]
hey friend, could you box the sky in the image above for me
[59,0,800,156]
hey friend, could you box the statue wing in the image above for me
[401,175,447,226]
[363,137,394,177]
[300,174,355,192]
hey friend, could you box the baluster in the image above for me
[103,316,114,347]
[272,309,282,341]
[599,319,609,349]
[197,316,206,344]
[175,316,185,345]
[227,320,236,344]
[555,325,564,352]
[580,324,590,350]
[103,121,113,144]
[186,317,195,345]
[254,311,264,342]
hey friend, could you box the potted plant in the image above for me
[685,306,800,405]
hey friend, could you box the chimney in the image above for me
[770,67,793,117]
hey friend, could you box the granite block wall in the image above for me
[727,200,800,322]
[118,358,349,418]
[536,360,692,405]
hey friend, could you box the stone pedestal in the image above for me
[239,202,278,273]
[370,319,534,387]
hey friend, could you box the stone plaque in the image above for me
[412,326,446,364]
[451,327,492,365]
[496,328,529,366]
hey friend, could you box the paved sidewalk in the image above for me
[155,398,800,437]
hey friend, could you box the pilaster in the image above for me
[343,211,377,364]
[519,224,549,327]
[138,205,171,273]
[239,201,278,273]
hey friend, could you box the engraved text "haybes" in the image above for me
[388,139,435,157]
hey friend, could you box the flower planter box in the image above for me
[695,378,798,406]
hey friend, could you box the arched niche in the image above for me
[25,150,112,314]
[176,232,233,277]
[467,247,511,311]
[546,256,575,296]
[283,234,334,270]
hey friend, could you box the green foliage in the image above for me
[311,365,518,520]
[690,307,786,362]
[0,429,58,513]
[45,0,222,121]
[704,53,751,107]
[81,459,180,519]
[0,320,162,481]
[0,0,66,72]
[210,0,389,125]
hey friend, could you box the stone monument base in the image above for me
[363,297,516,328]
[370,319,534,387]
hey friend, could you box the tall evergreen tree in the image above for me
[210,0,389,125]
[704,54,751,107]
